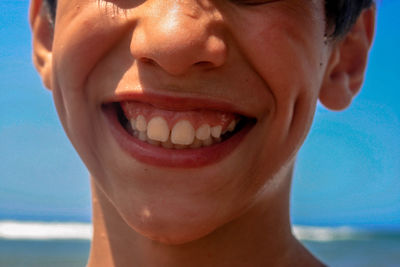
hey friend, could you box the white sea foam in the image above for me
[0,220,92,240]
[0,220,385,242]
[292,225,359,242]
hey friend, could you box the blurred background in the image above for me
[1,0,399,266]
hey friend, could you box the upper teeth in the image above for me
[171,120,195,145]
[227,120,236,132]
[196,124,211,140]
[211,125,222,138]
[129,115,238,148]
[135,115,147,132]
[147,116,170,142]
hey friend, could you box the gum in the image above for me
[121,101,236,130]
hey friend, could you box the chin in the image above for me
[118,205,231,245]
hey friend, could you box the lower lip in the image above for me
[103,104,253,168]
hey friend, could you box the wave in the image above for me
[1,220,399,242]
[0,220,92,240]
[293,225,400,242]
[293,225,360,242]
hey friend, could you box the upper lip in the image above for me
[102,91,255,119]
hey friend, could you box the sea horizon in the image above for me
[1,220,400,267]
[1,219,400,242]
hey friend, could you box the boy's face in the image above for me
[31,0,370,244]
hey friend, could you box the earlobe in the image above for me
[30,0,54,90]
[319,7,376,111]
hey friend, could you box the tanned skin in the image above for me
[30,0,375,266]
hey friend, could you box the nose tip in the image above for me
[130,5,227,76]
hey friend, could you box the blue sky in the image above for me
[1,1,399,226]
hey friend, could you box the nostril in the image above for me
[194,61,217,69]
[139,57,156,66]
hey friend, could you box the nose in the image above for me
[130,1,227,76]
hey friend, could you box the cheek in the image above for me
[51,4,132,114]
[228,2,327,92]
[226,8,328,172]
[235,14,326,94]
[50,4,134,160]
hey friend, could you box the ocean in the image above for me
[1,221,399,267]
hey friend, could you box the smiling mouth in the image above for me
[114,101,252,149]
[102,96,256,168]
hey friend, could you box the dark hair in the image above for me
[326,0,374,37]
[43,0,57,23]
[42,0,374,38]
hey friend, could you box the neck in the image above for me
[87,166,324,267]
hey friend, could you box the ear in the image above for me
[30,0,54,90]
[319,7,376,110]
